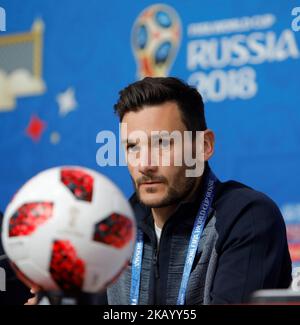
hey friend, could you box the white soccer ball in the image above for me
[1,166,136,295]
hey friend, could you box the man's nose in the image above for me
[138,163,158,175]
[138,148,159,174]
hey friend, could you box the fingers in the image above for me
[24,295,38,305]
[30,285,40,294]
[24,285,41,305]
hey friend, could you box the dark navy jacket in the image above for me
[107,169,292,304]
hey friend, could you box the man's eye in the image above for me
[152,139,170,150]
[127,144,139,152]
[160,139,170,148]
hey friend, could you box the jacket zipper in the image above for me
[153,249,159,279]
[153,248,160,304]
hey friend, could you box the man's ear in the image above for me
[203,129,215,162]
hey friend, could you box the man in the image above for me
[107,76,292,304]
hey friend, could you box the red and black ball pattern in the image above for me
[9,202,53,237]
[61,168,94,202]
[93,213,133,248]
[50,240,85,292]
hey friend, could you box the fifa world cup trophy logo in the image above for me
[131,4,182,79]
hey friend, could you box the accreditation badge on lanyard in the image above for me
[130,170,218,305]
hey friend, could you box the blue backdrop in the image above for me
[0,0,300,266]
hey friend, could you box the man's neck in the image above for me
[151,205,178,229]
[151,176,203,229]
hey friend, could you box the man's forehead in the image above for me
[121,104,185,135]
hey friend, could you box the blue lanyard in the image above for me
[129,229,144,305]
[130,171,217,305]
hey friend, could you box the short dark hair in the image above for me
[114,77,207,132]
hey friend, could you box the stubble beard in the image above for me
[134,174,197,208]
